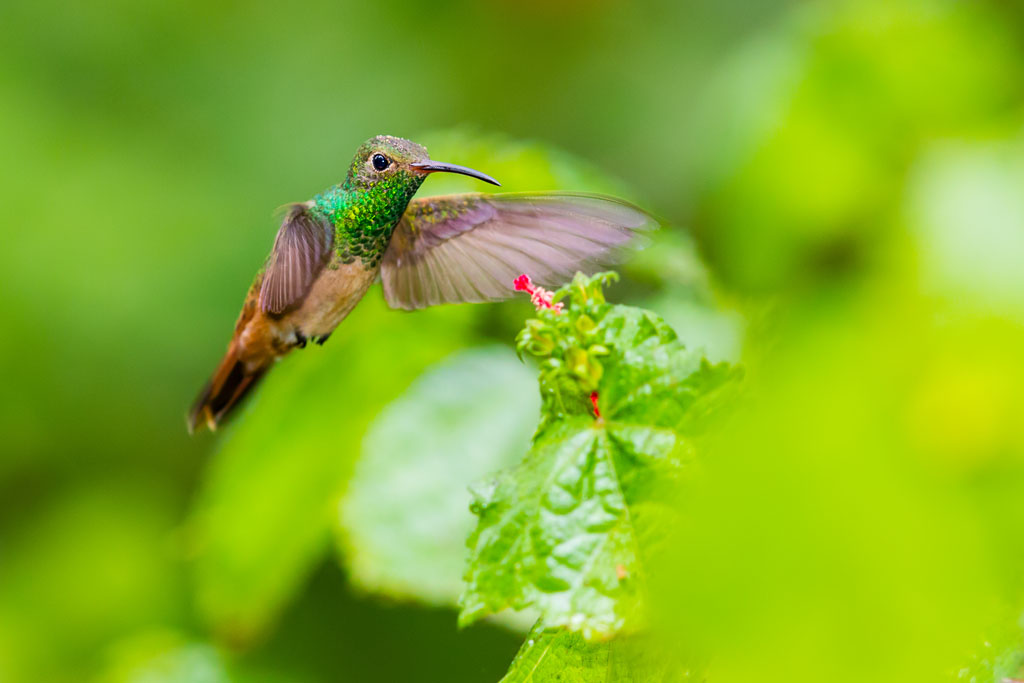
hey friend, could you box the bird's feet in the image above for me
[292,330,331,348]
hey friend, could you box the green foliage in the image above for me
[500,623,692,683]
[338,348,537,606]
[956,621,1024,683]
[461,415,657,634]
[687,0,1024,292]
[461,273,739,644]
[654,297,1024,683]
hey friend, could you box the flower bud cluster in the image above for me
[513,271,619,422]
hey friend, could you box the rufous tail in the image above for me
[187,345,268,433]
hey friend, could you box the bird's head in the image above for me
[345,135,500,198]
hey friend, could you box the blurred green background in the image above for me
[2,0,1024,681]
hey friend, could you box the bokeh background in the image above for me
[2,0,1024,681]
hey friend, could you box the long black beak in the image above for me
[411,161,501,186]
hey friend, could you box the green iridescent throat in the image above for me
[311,170,424,268]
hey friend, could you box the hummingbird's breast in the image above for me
[280,258,380,338]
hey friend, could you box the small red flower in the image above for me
[512,274,563,314]
[590,391,602,420]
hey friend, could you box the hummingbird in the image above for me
[188,135,655,432]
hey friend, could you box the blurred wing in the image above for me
[381,192,656,310]
[259,204,334,315]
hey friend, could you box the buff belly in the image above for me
[282,261,380,337]
[236,261,379,368]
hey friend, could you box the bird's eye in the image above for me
[371,153,390,171]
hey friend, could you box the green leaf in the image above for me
[461,273,740,635]
[338,348,538,606]
[954,618,1024,683]
[500,623,693,683]
[460,417,673,634]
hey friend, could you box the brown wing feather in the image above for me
[259,204,334,315]
[381,192,657,310]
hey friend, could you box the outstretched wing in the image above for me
[259,204,334,315]
[381,192,656,310]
